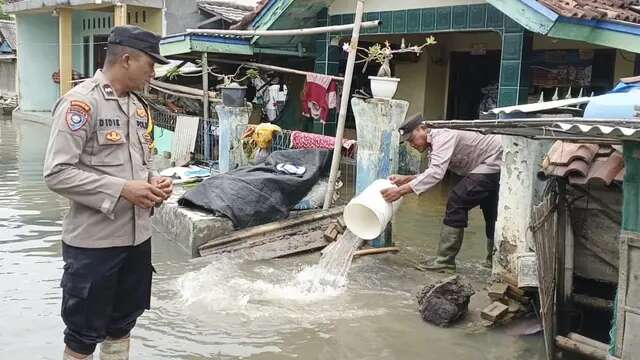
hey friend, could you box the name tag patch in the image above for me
[66,101,91,131]
[98,118,121,127]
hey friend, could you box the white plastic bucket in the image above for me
[343,179,403,240]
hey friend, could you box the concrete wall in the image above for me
[164,0,203,35]
[16,13,59,112]
[329,0,486,14]
[395,51,428,116]
[0,60,16,94]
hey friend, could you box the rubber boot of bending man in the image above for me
[485,237,495,269]
[421,225,464,273]
[100,336,130,360]
[63,348,93,360]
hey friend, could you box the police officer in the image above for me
[44,25,173,360]
[382,114,503,272]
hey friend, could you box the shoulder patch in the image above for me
[66,102,90,131]
[136,107,147,118]
[70,100,91,113]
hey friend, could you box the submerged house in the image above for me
[0,20,16,96]
[3,0,227,124]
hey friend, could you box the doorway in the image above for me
[93,35,109,71]
[447,51,500,120]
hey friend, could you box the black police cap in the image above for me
[398,113,425,143]
[108,25,169,65]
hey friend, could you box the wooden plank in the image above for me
[615,232,629,356]
[555,335,607,360]
[199,207,344,253]
[567,332,609,352]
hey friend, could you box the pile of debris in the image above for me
[481,280,532,326]
[0,94,17,114]
[417,275,475,327]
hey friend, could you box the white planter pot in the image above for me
[369,76,400,99]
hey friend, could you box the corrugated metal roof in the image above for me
[488,97,591,114]
[553,122,640,137]
[0,21,16,51]
[197,0,257,23]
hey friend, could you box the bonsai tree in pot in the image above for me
[213,65,260,107]
[343,36,437,99]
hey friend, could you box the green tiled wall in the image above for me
[311,8,338,135]
[315,4,530,110]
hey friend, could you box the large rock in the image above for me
[417,275,475,327]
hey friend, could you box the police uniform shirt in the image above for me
[44,70,154,248]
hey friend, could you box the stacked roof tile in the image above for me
[538,0,640,24]
[538,140,624,185]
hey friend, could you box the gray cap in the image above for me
[398,113,425,143]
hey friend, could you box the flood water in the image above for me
[0,117,545,359]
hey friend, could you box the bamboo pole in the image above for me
[208,58,344,82]
[555,335,607,360]
[186,20,380,37]
[149,79,216,98]
[354,247,400,257]
[573,294,614,311]
[323,1,364,210]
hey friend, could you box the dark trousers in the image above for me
[443,173,500,240]
[61,239,153,355]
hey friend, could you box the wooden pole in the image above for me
[187,20,379,37]
[354,247,400,257]
[208,57,344,82]
[202,52,211,161]
[114,3,127,26]
[322,1,364,210]
[58,8,73,96]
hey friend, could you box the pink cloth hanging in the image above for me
[290,131,356,158]
[301,73,337,124]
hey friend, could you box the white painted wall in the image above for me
[494,136,550,279]
[329,0,488,15]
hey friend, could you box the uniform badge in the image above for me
[102,84,115,98]
[136,107,147,118]
[105,130,122,142]
[65,101,91,131]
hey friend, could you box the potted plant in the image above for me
[343,36,437,99]
[215,66,260,107]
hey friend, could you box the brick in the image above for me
[323,224,340,242]
[481,301,509,322]
[488,283,508,301]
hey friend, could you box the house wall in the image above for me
[16,13,59,112]
[0,60,16,94]
[328,0,487,14]
[164,0,203,35]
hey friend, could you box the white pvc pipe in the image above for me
[343,179,403,240]
[186,20,380,37]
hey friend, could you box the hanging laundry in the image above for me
[264,83,288,121]
[290,130,356,158]
[302,73,337,123]
[253,123,282,149]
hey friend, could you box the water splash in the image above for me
[177,230,364,309]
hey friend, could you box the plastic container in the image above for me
[343,179,403,240]
[219,83,247,107]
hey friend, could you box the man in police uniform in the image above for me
[382,114,502,272]
[44,25,173,360]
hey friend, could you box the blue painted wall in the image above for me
[16,13,59,112]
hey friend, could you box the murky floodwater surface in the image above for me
[0,117,544,359]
